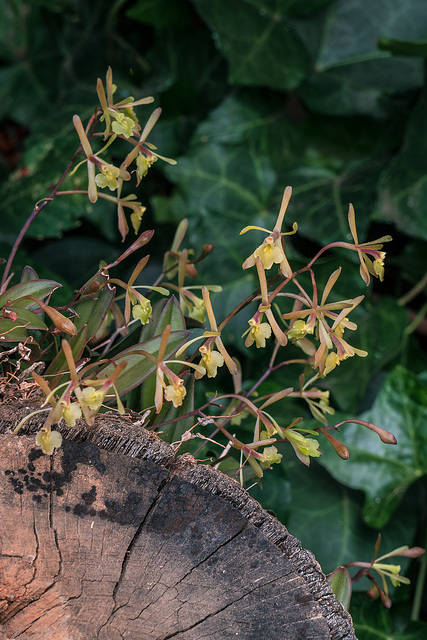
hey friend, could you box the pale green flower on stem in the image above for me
[187,295,206,323]
[72,115,130,203]
[141,325,202,413]
[111,112,136,138]
[61,401,82,427]
[241,186,297,277]
[196,345,224,378]
[287,319,314,340]
[136,152,157,179]
[322,351,341,376]
[345,535,424,606]
[242,257,288,348]
[199,287,237,376]
[282,267,367,376]
[164,379,187,408]
[122,108,177,185]
[293,387,335,425]
[132,296,152,325]
[79,386,105,411]
[260,445,283,468]
[309,203,392,286]
[175,288,237,380]
[285,428,321,466]
[371,562,409,589]
[96,66,154,139]
[35,429,63,455]
[244,315,272,348]
[95,162,121,191]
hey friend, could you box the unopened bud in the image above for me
[318,426,350,460]
[401,546,425,558]
[185,264,198,277]
[43,306,77,335]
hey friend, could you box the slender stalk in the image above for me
[1,146,82,290]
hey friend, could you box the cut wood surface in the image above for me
[0,401,357,640]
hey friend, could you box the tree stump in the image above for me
[0,402,356,639]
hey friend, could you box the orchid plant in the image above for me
[0,68,423,610]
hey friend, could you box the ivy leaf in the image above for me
[378,37,427,57]
[191,0,309,91]
[377,91,427,241]
[262,459,419,578]
[318,366,427,528]
[164,140,276,278]
[296,0,425,116]
[323,297,409,412]
[350,593,427,639]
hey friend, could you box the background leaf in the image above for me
[318,366,427,528]
[191,0,310,91]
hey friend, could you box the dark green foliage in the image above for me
[1,1,426,636]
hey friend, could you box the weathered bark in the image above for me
[0,402,357,640]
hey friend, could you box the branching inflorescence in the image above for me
[2,68,420,607]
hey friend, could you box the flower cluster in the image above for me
[13,340,127,454]
[345,534,425,608]
[71,68,176,241]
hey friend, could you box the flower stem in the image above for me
[1,146,82,290]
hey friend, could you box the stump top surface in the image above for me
[0,402,356,640]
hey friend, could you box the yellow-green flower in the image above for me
[132,297,152,325]
[80,386,105,411]
[260,445,283,467]
[241,186,297,278]
[287,319,314,340]
[35,429,63,455]
[61,402,82,427]
[197,345,224,378]
[95,163,121,190]
[136,153,157,179]
[253,236,284,270]
[244,317,272,348]
[285,428,321,465]
[187,296,206,323]
[164,380,186,408]
[323,351,341,377]
[372,562,409,588]
[111,112,136,138]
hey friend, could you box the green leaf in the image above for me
[299,58,422,118]
[0,319,32,342]
[126,0,193,28]
[9,308,47,331]
[164,140,276,278]
[73,281,115,342]
[328,566,352,611]
[318,366,427,528]
[377,91,427,241]
[0,279,61,309]
[323,296,409,412]
[350,593,427,639]
[45,326,88,387]
[258,458,419,580]
[378,37,427,57]
[0,132,86,239]
[97,330,190,396]
[314,0,427,71]
[191,0,309,91]
[295,0,426,116]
